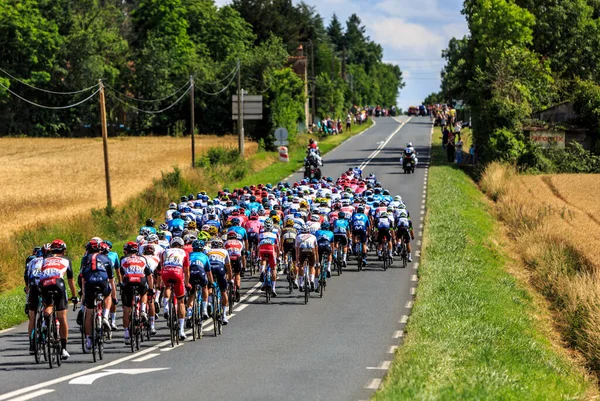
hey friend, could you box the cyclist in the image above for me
[39,239,78,360]
[185,240,211,325]
[80,239,114,353]
[224,231,244,302]
[315,221,334,278]
[24,246,45,354]
[120,242,153,345]
[141,244,160,334]
[140,218,157,235]
[332,211,350,267]
[281,219,298,280]
[244,212,262,274]
[295,224,319,291]
[102,240,120,331]
[206,238,233,324]
[159,237,190,340]
[351,205,370,266]
[258,219,279,296]
[168,211,185,238]
[396,211,415,262]
[377,211,394,261]
[227,217,248,273]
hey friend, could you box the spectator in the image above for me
[346,114,352,132]
[455,138,464,164]
[469,144,476,165]
[442,126,449,149]
[454,121,462,141]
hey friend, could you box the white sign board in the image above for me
[530,131,565,149]
[274,127,289,141]
[274,140,289,146]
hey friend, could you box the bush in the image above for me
[519,142,600,173]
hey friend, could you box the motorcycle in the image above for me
[402,155,415,174]
[304,165,322,180]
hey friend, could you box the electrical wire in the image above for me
[196,64,239,96]
[0,67,100,95]
[104,80,191,103]
[0,81,101,109]
[109,84,192,114]
[201,62,240,87]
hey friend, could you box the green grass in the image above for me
[374,133,591,400]
[0,120,373,329]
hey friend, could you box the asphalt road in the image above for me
[0,116,432,401]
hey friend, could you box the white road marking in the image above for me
[393,330,403,339]
[416,250,421,257]
[4,389,54,401]
[0,328,14,335]
[411,275,418,282]
[418,231,423,236]
[421,205,425,209]
[399,315,408,324]
[132,353,160,362]
[69,368,169,385]
[358,117,412,171]
[419,224,424,229]
[367,361,392,370]
[411,287,416,295]
[365,378,382,390]
[414,262,419,270]
[233,303,249,312]
[159,344,182,352]
[387,345,398,353]
[405,301,414,308]
[420,210,425,215]
[417,240,422,246]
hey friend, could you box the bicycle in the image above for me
[262,264,273,304]
[227,281,235,316]
[211,281,223,336]
[333,248,342,276]
[248,242,257,277]
[317,260,326,299]
[191,284,203,341]
[32,294,47,365]
[90,290,108,362]
[301,261,310,305]
[382,237,391,271]
[165,280,179,347]
[286,253,294,295]
[399,239,408,268]
[129,285,146,353]
[45,308,61,369]
[354,239,364,272]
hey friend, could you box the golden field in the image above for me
[481,164,600,371]
[0,136,256,234]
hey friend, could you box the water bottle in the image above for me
[55,319,60,333]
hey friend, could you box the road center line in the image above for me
[358,117,412,171]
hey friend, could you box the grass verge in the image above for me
[0,120,373,329]
[374,131,592,399]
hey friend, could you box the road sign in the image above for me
[233,114,263,120]
[233,104,263,114]
[232,94,263,121]
[232,95,262,102]
[274,127,289,141]
[274,140,289,146]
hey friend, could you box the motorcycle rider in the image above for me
[402,142,418,169]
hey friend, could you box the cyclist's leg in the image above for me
[122,283,133,340]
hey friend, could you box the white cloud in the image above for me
[441,22,469,39]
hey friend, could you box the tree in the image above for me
[327,14,345,53]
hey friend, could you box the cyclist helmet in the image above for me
[188,221,197,229]
[157,231,166,239]
[170,237,184,248]
[285,219,295,227]
[310,214,320,222]
[140,227,152,237]
[300,224,311,233]
[208,226,219,236]
[263,219,274,231]
[227,231,237,240]
[50,239,67,253]
[147,234,159,243]
[338,212,345,219]
[357,205,365,213]
[272,215,281,224]
[85,239,101,253]
[374,188,381,194]
[188,194,195,201]
[172,211,181,219]
[169,202,177,210]
[159,223,168,231]
[368,173,375,178]
[382,190,390,196]
[143,244,155,255]
[32,246,43,257]
[381,212,389,218]
[394,195,402,201]
[387,206,394,212]
[192,240,205,252]
[231,218,241,226]
[123,241,138,254]
[321,221,330,230]
[249,211,258,220]
[407,142,413,147]
[184,206,192,213]
[399,211,408,219]
[398,201,406,209]
[180,196,188,202]
[42,243,52,255]
[211,237,223,249]
[145,218,155,227]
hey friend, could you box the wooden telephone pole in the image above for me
[237,66,244,158]
[98,80,113,213]
[190,76,195,168]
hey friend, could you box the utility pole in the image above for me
[237,64,244,158]
[309,39,316,126]
[98,80,112,214]
[190,76,195,168]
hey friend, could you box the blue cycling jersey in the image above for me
[189,252,211,276]
[351,213,370,231]
[332,219,350,234]
[315,230,334,243]
[228,226,248,241]
[168,218,185,233]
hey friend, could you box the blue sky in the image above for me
[215,0,469,110]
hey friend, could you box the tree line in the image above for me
[425,0,600,169]
[0,0,404,141]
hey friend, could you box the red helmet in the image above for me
[249,211,258,220]
[123,241,138,254]
[227,231,237,239]
[85,239,101,253]
[50,239,67,253]
[143,244,155,255]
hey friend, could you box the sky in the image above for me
[215,0,469,110]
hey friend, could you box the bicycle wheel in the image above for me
[91,311,97,363]
[304,269,309,305]
[130,306,135,353]
[169,295,177,347]
[216,295,222,335]
[357,248,363,272]
[228,285,235,315]
[319,271,324,299]
[55,321,61,367]
[265,279,271,304]
[192,295,198,341]
[33,310,43,364]
[47,317,54,369]
[97,314,104,361]
[212,292,218,337]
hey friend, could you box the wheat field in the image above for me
[481,164,600,370]
[0,136,256,234]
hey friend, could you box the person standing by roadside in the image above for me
[455,137,464,164]
[346,113,352,132]
[442,126,449,149]
[447,130,455,163]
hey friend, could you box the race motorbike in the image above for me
[402,155,415,174]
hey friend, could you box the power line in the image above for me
[108,84,193,114]
[0,67,99,95]
[105,80,191,103]
[201,62,240,87]
[0,81,101,109]
[196,64,239,96]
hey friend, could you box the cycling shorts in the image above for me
[352,229,368,244]
[377,228,391,243]
[258,244,277,269]
[27,284,41,312]
[298,249,316,267]
[162,269,185,299]
[211,267,228,292]
[40,278,68,312]
[231,259,243,275]
[318,244,332,258]
[283,243,296,259]
[189,272,208,288]
[334,234,348,246]
[397,227,411,243]
[122,277,148,307]
[83,280,112,309]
